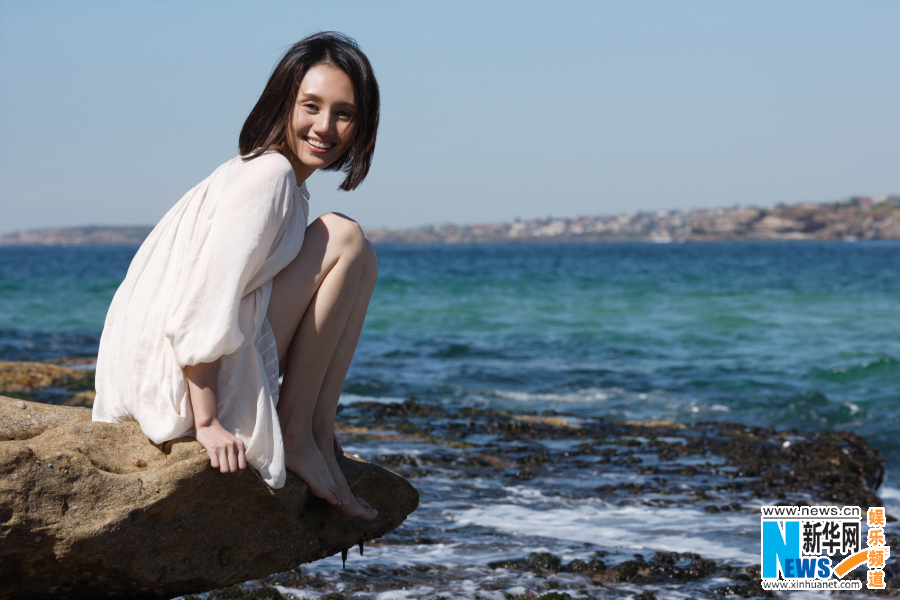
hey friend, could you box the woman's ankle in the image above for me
[282,428,316,450]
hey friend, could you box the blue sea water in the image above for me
[1,241,898,475]
[4,241,900,596]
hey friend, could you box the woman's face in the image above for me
[283,63,356,183]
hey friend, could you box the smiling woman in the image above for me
[92,32,381,520]
[240,32,379,191]
[282,64,357,180]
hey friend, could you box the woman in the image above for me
[93,32,379,520]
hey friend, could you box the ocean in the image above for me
[2,241,898,598]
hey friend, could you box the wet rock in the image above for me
[487,557,529,570]
[0,360,94,405]
[62,390,96,407]
[710,566,772,597]
[609,552,716,584]
[352,398,446,419]
[0,396,419,600]
[526,552,562,573]
[0,361,92,393]
[612,554,649,583]
[705,502,742,513]
[506,592,572,600]
[565,553,607,575]
[480,415,588,441]
[489,552,577,576]
[197,588,288,600]
[351,398,885,507]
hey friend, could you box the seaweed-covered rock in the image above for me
[610,552,716,584]
[0,396,419,600]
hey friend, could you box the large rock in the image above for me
[0,396,419,599]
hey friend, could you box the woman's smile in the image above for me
[305,136,336,153]
[284,63,356,183]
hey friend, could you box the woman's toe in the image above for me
[319,487,338,504]
[333,487,349,505]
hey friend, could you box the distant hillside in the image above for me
[0,226,153,246]
[3,195,899,246]
[366,195,900,244]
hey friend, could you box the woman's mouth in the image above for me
[305,138,335,153]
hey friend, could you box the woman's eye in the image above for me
[337,110,353,119]
[303,103,318,111]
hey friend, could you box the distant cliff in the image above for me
[4,196,899,246]
[0,226,153,246]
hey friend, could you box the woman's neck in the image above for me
[278,146,315,186]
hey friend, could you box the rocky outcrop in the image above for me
[0,396,419,600]
[0,361,95,407]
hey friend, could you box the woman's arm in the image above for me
[185,360,247,474]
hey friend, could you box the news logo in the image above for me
[760,505,890,591]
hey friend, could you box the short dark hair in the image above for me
[239,32,379,191]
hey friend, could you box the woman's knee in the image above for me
[317,212,366,257]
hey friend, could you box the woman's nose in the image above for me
[314,111,338,136]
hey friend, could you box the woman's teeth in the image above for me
[307,139,333,150]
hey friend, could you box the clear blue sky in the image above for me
[1,0,897,234]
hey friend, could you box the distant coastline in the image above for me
[0,226,153,247]
[3,195,899,246]
[364,195,900,244]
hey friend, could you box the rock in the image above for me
[0,361,92,393]
[62,390,96,407]
[0,395,419,600]
[0,361,95,406]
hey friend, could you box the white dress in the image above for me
[93,152,310,489]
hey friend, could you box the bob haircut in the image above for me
[239,32,379,191]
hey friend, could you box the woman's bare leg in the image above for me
[267,213,377,518]
[310,240,377,515]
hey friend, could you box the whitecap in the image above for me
[339,393,408,405]
[449,503,759,562]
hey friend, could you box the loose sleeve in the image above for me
[165,157,294,367]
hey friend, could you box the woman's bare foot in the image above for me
[335,495,377,519]
[284,436,349,506]
[317,435,378,520]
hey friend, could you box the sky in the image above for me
[1,1,898,234]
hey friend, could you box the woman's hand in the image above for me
[196,421,247,474]
[185,359,246,474]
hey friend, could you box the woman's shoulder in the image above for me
[225,151,297,187]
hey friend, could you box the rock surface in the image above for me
[0,395,419,600]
